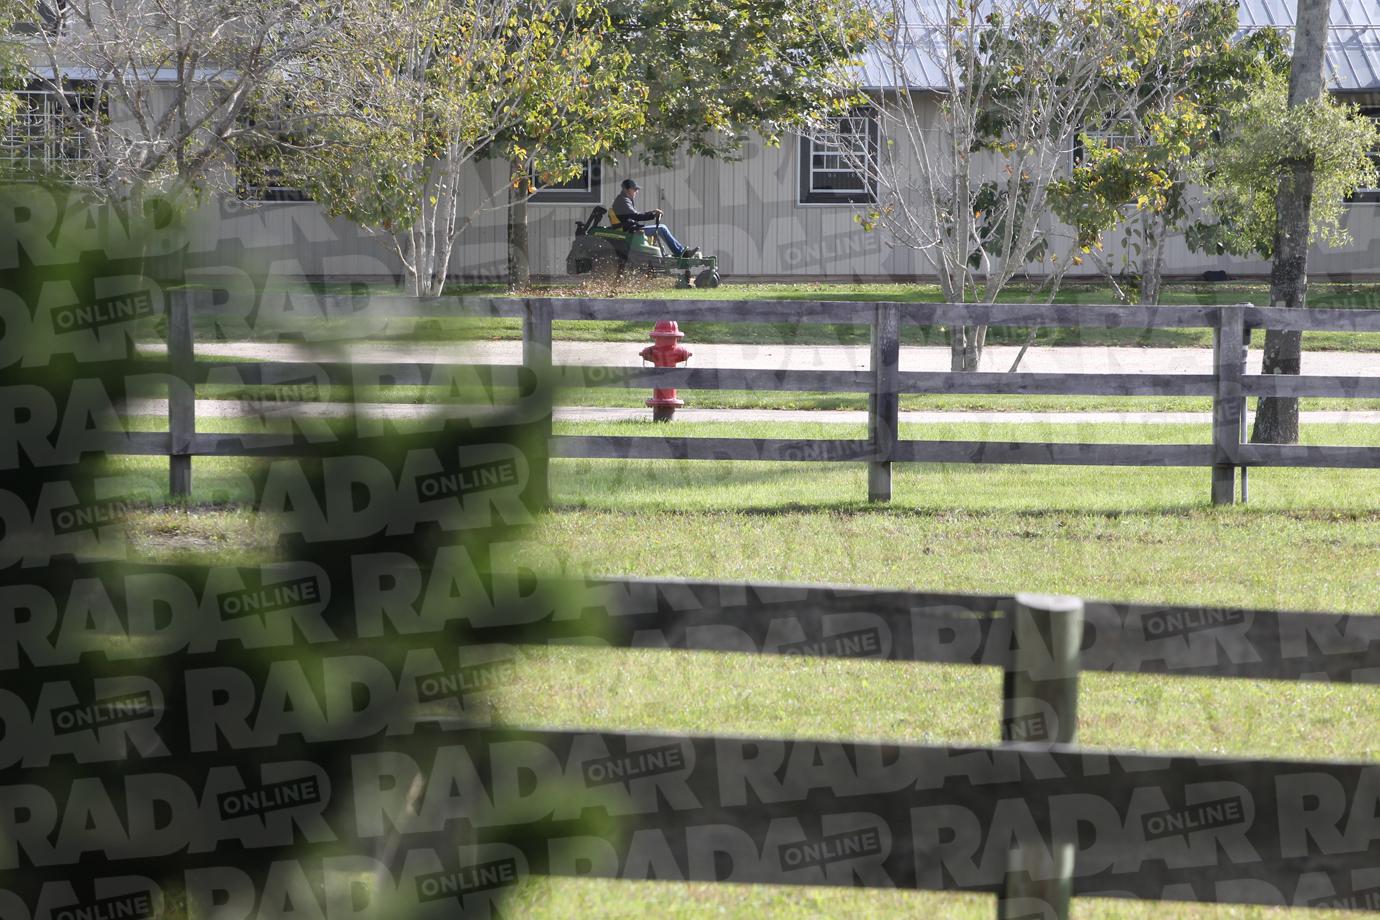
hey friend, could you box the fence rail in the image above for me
[475,574,1380,915]
[536,576,1380,683]
[135,292,1380,502]
[17,558,1374,913]
[105,289,1380,914]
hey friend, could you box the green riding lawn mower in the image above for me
[565,205,721,288]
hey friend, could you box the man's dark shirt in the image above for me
[610,192,657,228]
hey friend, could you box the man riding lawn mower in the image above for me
[565,178,721,288]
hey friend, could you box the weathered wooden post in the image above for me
[1239,307,1252,503]
[167,290,195,499]
[998,593,1084,920]
[523,298,554,509]
[868,302,900,502]
[1211,304,1247,505]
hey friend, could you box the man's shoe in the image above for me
[681,246,701,258]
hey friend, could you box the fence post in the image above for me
[167,290,194,499]
[868,303,900,502]
[1239,308,1251,504]
[523,299,554,509]
[1211,304,1246,506]
[998,593,1083,920]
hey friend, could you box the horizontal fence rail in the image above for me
[127,292,1380,502]
[10,558,1379,914]
[473,728,1380,912]
[526,576,1380,684]
[505,576,1380,915]
[70,286,1380,916]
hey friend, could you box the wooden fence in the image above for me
[479,574,1380,916]
[103,289,1380,914]
[134,292,1380,504]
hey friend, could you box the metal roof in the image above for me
[1236,0,1375,27]
[1238,0,1380,90]
[855,0,987,90]
[857,34,949,91]
[859,0,1380,91]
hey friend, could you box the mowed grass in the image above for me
[159,279,1380,350]
[188,379,1380,414]
[175,308,1380,350]
[508,444,1380,919]
[113,417,1380,919]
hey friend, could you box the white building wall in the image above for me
[192,96,1380,285]
[521,140,922,280]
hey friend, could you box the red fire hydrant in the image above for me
[640,320,692,421]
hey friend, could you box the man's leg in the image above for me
[655,224,686,256]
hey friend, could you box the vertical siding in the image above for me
[204,94,1380,284]
[520,129,901,280]
[189,200,402,281]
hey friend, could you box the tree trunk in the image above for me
[397,232,422,297]
[1138,212,1167,306]
[508,159,530,290]
[1252,0,1330,445]
[949,324,985,371]
[948,326,966,371]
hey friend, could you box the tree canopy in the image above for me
[604,0,878,166]
[1046,0,1288,303]
[268,0,644,294]
[1188,66,1380,260]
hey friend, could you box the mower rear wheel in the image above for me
[696,269,720,289]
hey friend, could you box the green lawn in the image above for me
[186,379,1380,415]
[508,433,1380,920]
[108,415,1380,515]
[183,311,1379,350]
[155,279,1380,351]
[114,417,1380,919]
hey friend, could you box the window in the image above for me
[233,108,311,203]
[1072,127,1140,172]
[530,159,601,203]
[235,167,311,203]
[13,0,68,36]
[0,82,99,176]
[799,111,878,204]
[1347,106,1380,204]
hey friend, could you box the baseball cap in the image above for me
[621,178,640,190]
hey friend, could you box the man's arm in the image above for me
[612,195,660,224]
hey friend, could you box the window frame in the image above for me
[234,169,313,204]
[0,80,101,175]
[232,106,313,204]
[529,158,602,204]
[1071,126,1141,173]
[798,109,879,206]
[13,0,69,36]
[1346,106,1380,204]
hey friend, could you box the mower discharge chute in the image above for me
[565,206,721,288]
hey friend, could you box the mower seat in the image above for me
[608,207,652,234]
[575,206,607,236]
